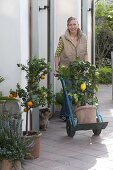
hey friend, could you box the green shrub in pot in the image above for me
[58,58,99,107]
[0,111,30,169]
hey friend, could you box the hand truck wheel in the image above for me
[93,129,102,136]
[66,119,75,137]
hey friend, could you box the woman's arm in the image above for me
[54,38,64,74]
[55,57,60,72]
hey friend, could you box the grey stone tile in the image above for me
[33,160,69,169]
[24,164,48,170]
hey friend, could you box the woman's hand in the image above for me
[54,70,59,77]
[54,57,60,77]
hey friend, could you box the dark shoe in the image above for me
[60,116,66,121]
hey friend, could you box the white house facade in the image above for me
[0,0,95,131]
[0,0,95,97]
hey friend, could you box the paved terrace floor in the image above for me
[24,85,113,170]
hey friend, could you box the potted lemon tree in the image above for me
[58,58,99,124]
[16,57,52,159]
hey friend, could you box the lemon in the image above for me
[24,108,28,112]
[95,71,99,77]
[9,94,13,98]
[40,74,45,80]
[80,83,86,92]
[42,92,47,96]
[60,65,66,68]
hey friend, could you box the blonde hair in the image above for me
[67,17,78,26]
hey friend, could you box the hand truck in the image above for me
[60,77,108,137]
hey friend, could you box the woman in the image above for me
[54,17,88,120]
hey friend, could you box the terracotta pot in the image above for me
[75,105,96,124]
[12,161,21,170]
[23,131,41,159]
[0,160,21,170]
[0,161,1,169]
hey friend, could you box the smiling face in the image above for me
[67,19,79,34]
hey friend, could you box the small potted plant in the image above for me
[58,58,99,124]
[0,111,29,170]
[15,57,52,158]
[0,76,4,96]
[0,76,4,84]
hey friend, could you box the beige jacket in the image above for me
[59,29,87,66]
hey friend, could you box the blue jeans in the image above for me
[60,79,72,118]
[60,100,66,117]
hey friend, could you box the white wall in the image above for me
[87,0,92,62]
[0,0,20,95]
[36,0,48,90]
[54,0,81,47]
[38,0,48,60]
[20,0,29,88]
[0,0,29,95]
[20,0,30,131]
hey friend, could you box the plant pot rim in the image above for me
[75,105,96,112]
[23,131,42,137]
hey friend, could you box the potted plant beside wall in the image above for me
[0,76,4,84]
[0,76,4,96]
[0,111,29,170]
[16,57,52,159]
[58,58,99,124]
